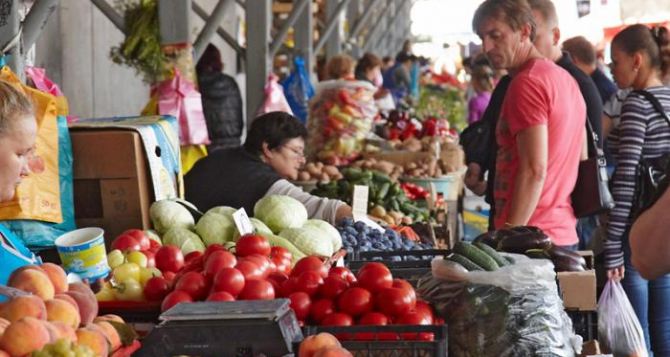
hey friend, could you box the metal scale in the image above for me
[134,299,303,357]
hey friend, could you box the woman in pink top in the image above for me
[467,64,494,124]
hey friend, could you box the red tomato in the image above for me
[288,292,311,321]
[120,229,151,251]
[329,267,357,284]
[143,250,156,268]
[245,254,273,278]
[309,299,335,324]
[295,271,324,296]
[357,312,389,325]
[238,279,275,300]
[236,234,271,257]
[375,287,415,317]
[184,251,204,263]
[414,300,435,324]
[206,291,235,302]
[321,312,353,326]
[337,287,372,317]
[111,234,141,252]
[163,271,176,285]
[143,276,171,302]
[211,268,245,296]
[395,311,432,325]
[318,276,349,299]
[148,238,162,252]
[270,246,292,261]
[203,244,227,261]
[291,256,328,278]
[279,277,299,297]
[273,257,292,276]
[182,255,204,273]
[175,271,210,301]
[204,251,238,278]
[392,279,416,304]
[235,260,263,280]
[155,245,185,273]
[161,290,193,312]
[267,271,289,285]
[356,263,392,293]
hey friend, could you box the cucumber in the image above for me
[504,256,516,265]
[454,241,500,271]
[448,253,483,271]
[474,242,510,267]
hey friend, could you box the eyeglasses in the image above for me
[282,145,305,159]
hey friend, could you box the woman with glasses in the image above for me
[185,111,353,224]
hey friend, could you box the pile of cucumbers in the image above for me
[447,241,512,271]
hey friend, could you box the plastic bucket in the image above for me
[55,228,109,280]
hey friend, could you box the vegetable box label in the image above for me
[352,185,369,221]
[232,208,254,236]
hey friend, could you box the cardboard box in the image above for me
[558,251,597,311]
[71,129,153,246]
[580,340,601,357]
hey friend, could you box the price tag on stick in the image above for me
[232,208,254,236]
[352,185,369,222]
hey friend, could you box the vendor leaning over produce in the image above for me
[185,111,353,224]
[0,81,41,284]
[472,0,586,248]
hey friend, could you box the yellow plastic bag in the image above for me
[0,67,62,223]
[181,145,207,174]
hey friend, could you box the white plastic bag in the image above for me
[598,279,648,357]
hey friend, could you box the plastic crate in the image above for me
[301,325,448,357]
[346,249,450,286]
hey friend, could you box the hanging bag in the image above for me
[571,117,615,217]
[630,89,670,218]
[597,279,648,357]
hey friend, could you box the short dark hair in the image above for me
[355,53,382,80]
[472,0,537,42]
[562,36,596,66]
[612,24,662,71]
[244,111,308,155]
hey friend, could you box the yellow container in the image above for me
[55,228,109,280]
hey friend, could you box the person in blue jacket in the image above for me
[0,81,40,285]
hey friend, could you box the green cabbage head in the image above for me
[254,195,308,233]
[150,200,195,234]
[279,226,334,258]
[162,227,205,255]
[303,219,343,252]
[195,212,237,246]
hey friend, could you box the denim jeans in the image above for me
[622,234,670,356]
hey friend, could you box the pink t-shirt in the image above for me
[494,58,585,246]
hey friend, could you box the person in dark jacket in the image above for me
[196,44,244,152]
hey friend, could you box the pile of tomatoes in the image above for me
[282,259,442,339]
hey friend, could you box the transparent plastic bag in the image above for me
[418,255,582,357]
[598,279,648,357]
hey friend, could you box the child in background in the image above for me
[467,64,494,124]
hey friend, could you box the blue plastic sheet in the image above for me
[282,56,314,124]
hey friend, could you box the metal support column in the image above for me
[0,0,21,76]
[193,0,235,60]
[294,0,314,79]
[22,0,58,49]
[345,0,359,56]
[192,2,245,59]
[346,0,381,57]
[159,0,191,45]
[361,0,392,53]
[245,0,271,125]
[91,0,125,34]
[315,0,351,57]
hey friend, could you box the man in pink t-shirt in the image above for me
[473,0,585,246]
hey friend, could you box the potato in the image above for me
[383,215,396,226]
[406,162,417,170]
[389,211,404,222]
[401,216,413,225]
[315,162,324,169]
[307,165,321,176]
[323,165,339,177]
[305,162,316,172]
[370,205,387,218]
[298,172,311,181]
[320,172,331,182]
[374,161,395,175]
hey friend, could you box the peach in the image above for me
[40,263,69,294]
[0,317,51,356]
[65,290,98,326]
[76,327,109,357]
[92,321,122,351]
[8,267,55,300]
[0,295,47,322]
[94,314,125,324]
[46,299,81,328]
[314,347,353,357]
[0,350,8,357]
[54,293,80,313]
[49,321,78,344]
[299,333,342,357]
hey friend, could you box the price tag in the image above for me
[232,208,254,236]
[352,185,369,222]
